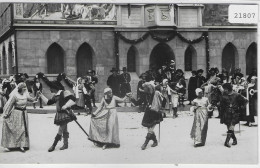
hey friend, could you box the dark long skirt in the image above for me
[142,109,163,128]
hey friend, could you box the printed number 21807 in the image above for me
[234,13,255,19]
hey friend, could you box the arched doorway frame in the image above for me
[149,42,175,70]
[184,45,197,71]
[76,42,95,77]
[127,45,138,72]
[246,42,257,75]
[46,42,65,74]
[221,42,239,74]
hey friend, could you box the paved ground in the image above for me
[0,107,258,165]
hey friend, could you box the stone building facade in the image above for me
[0,3,257,101]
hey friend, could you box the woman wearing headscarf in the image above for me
[88,88,129,150]
[245,76,257,127]
[1,82,38,152]
[38,83,77,152]
[190,88,213,147]
[156,79,176,118]
[73,77,85,110]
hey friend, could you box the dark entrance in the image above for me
[8,42,14,74]
[184,45,197,71]
[127,45,137,72]
[47,43,64,74]
[76,43,93,77]
[2,46,6,74]
[222,43,238,75]
[246,42,257,75]
[150,43,175,70]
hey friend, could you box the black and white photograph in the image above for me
[0,0,259,167]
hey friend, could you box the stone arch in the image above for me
[222,42,238,75]
[127,45,138,72]
[246,42,257,75]
[76,42,94,77]
[46,43,65,74]
[184,45,197,71]
[150,43,175,70]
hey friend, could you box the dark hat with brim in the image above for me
[197,69,204,73]
[139,73,147,78]
[191,70,197,74]
[110,67,118,72]
[176,69,184,74]
[50,81,64,91]
[209,67,216,72]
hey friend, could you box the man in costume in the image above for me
[196,69,206,89]
[38,82,77,152]
[91,70,98,107]
[220,83,248,148]
[188,70,198,105]
[107,67,121,97]
[32,76,43,109]
[120,67,131,98]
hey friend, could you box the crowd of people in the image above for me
[0,60,257,152]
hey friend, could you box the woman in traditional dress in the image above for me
[39,82,77,152]
[88,88,129,150]
[188,71,198,105]
[220,83,248,148]
[1,82,38,152]
[0,79,7,114]
[245,76,257,127]
[190,88,213,147]
[73,77,85,109]
[156,79,171,118]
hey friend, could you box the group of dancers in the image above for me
[0,60,257,153]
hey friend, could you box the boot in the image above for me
[231,131,237,145]
[39,98,43,108]
[224,132,232,148]
[141,133,152,150]
[60,132,69,150]
[48,134,62,152]
[151,133,158,147]
[173,108,178,118]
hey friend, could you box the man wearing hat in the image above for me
[196,69,206,89]
[136,73,147,112]
[38,81,77,152]
[85,70,98,108]
[169,59,176,73]
[119,67,131,100]
[107,67,121,97]
[188,70,198,105]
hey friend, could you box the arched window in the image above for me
[222,43,238,75]
[76,42,93,77]
[184,45,197,71]
[2,46,6,74]
[246,42,257,75]
[127,46,137,72]
[8,42,14,74]
[47,43,64,74]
